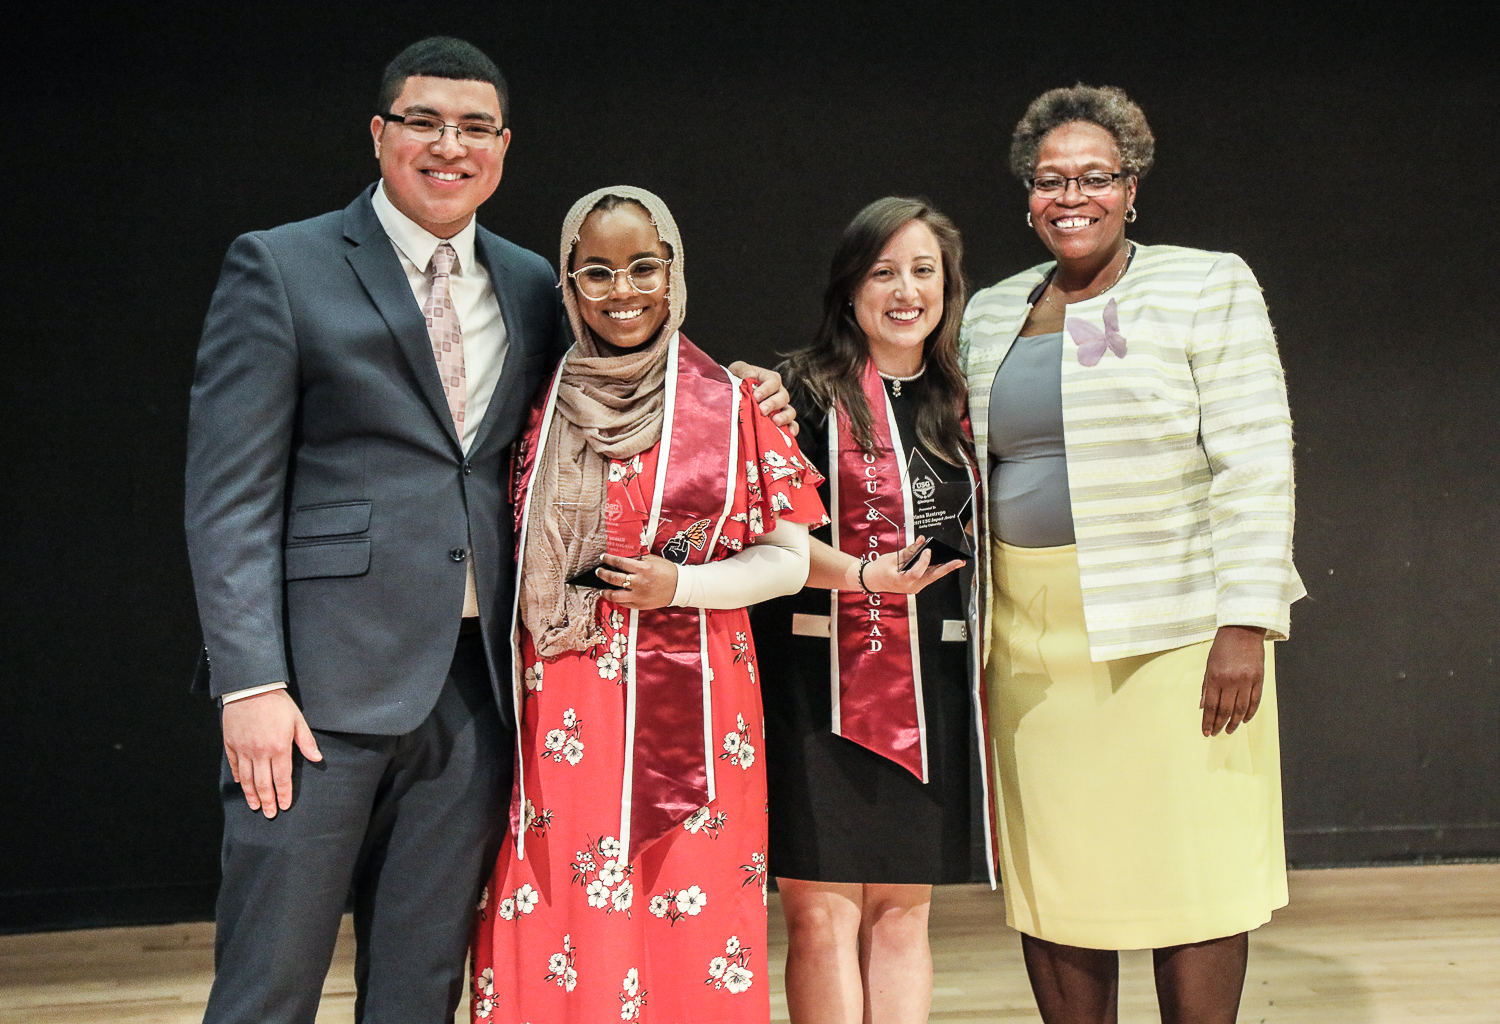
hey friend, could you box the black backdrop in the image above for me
[3,3,1497,932]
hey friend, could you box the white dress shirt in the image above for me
[221,185,508,706]
[370,181,509,452]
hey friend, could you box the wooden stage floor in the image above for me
[1,864,1495,1022]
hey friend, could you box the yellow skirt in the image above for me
[988,542,1287,950]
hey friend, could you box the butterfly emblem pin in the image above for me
[1068,297,1127,367]
[662,518,713,564]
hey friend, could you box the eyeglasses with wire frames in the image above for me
[567,258,673,300]
[1028,171,1127,198]
[378,112,505,146]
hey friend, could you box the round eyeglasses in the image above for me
[379,112,505,146]
[568,258,672,300]
[1029,171,1126,198]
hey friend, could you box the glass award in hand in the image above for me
[899,447,975,571]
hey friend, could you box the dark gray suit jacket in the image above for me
[185,185,567,735]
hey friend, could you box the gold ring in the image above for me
[623,575,633,589]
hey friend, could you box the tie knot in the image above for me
[430,243,457,279]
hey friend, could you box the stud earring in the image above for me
[1125,207,1138,223]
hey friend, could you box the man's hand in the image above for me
[1200,625,1267,737]
[728,361,798,436]
[222,689,323,818]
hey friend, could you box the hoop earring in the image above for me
[1125,207,1138,223]
[1026,211,1033,227]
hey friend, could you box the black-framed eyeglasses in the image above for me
[567,258,672,300]
[1028,171,1126,198]
[378,112,505,146]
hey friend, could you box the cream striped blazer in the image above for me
[961,243,1305,662]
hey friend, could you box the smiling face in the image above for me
[852,218,945,376]
[571,204,673,351]
[1027,120,1137,266]
[371,75,511,238]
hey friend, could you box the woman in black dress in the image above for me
[753,197,986,1024]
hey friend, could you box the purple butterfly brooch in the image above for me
[1068,298,1127,367]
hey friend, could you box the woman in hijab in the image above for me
[470,186,828,1024]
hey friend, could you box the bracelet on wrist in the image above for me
[857,557,874,595]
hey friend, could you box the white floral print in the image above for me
[761,446,803,483]
[720,713,756,769]
[589,606,631,683]
[586,879,610,909]
[544,709,585,765]
[473,966,495,1019]
[730,632,756,682]
[596,649,621,682]
[572,836,633,916]
[618,966,647,1020]
[705,934,754,993]
[646,883,708,925]
[683,806,729,837]
[608,453,644,484]
[524,659,544,692]
[741,849,769,906]
[677,885,708,915]
[522,798,553,837]
[496,880,539,922]
[544,933,578,992]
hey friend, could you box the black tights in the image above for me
[1020,932,1249,1024]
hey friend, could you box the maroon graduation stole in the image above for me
[511,332,746,861]
[828,360,929,780]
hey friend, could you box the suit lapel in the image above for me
[467,228,528,455]
[343,190,463,453]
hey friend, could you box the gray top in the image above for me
[986,331,1076,547]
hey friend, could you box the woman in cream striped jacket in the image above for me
[962,85,1305,1024]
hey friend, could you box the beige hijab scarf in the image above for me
[520,186,688,658]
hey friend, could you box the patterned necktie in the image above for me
[424,242,466,436]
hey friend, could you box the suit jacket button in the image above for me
[450,547,468,562]
[462,461,473,475]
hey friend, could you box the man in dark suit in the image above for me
[185,36,788,1023]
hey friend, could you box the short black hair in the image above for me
[1009,84,1154,184]
[378,36,509,126]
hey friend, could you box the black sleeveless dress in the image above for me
[752,379,982,884]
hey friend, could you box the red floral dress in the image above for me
[472,385,826,1024]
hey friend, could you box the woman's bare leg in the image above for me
[857,883,933,1024]
[1153,932,1249,1024]
[1020,933,1119,1024]
[778,878,864,1024]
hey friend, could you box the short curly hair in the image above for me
[1009,84,1155,185]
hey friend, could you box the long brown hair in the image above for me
[781,196,973,467]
